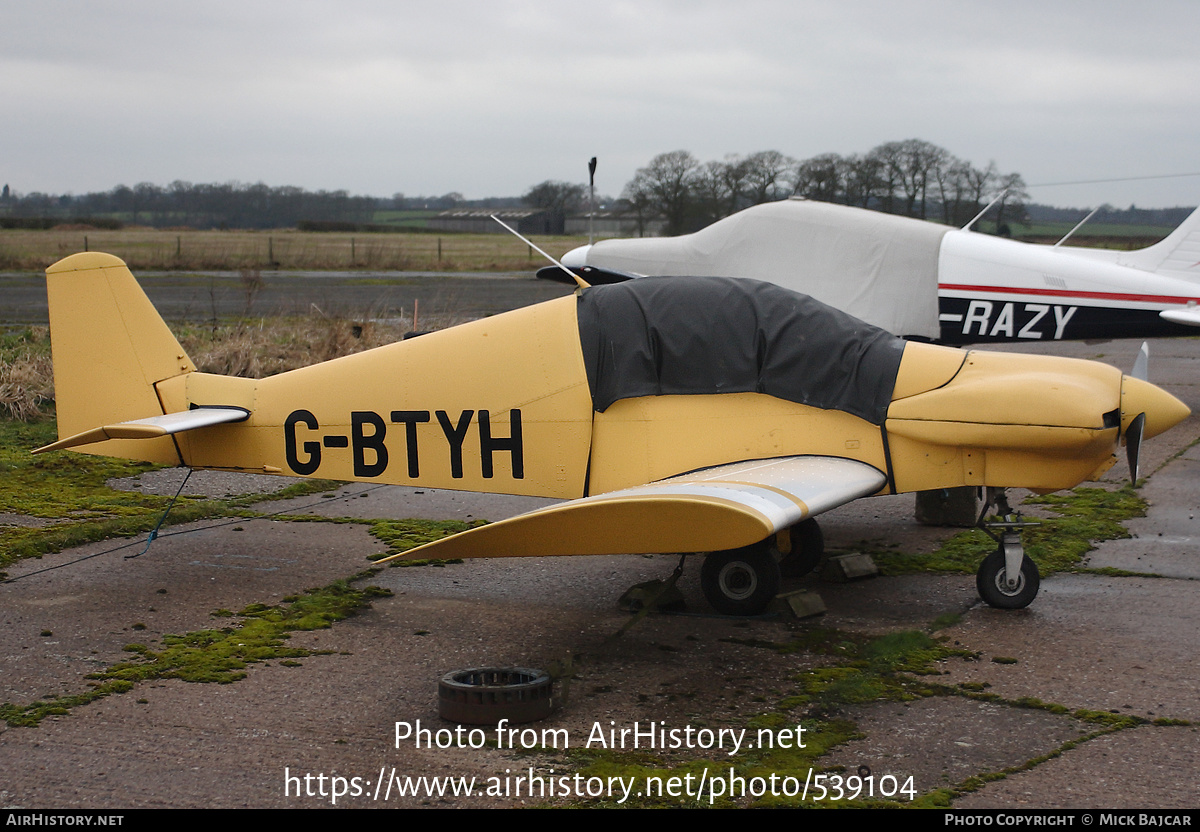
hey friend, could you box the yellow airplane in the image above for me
[37,252,1189,614]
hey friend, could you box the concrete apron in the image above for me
[2,336,1197,808]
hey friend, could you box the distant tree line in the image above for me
[0,181,379,229]
[1,156,1192,235]
[614,141,1032,236]
[0,182,533,230]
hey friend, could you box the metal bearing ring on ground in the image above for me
[438,666,554,725]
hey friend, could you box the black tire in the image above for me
[778,519,825,577]
[701,544,781,615]
[976,547,1040,609]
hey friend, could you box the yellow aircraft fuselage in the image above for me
[42,253,1188,556]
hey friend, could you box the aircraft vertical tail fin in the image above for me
[1118,205,1200,281]
[45,252,195,463]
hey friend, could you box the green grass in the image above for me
[0,577,391,727]
[873,486,1146,577]
[0,418,338,575]
[368,517,485,557]
[1014,222,1176,241]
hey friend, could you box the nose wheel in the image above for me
[975,488,1041,609]
[976,543,1040,609]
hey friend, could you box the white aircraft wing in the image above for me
[1160,306,1200,327]
[378,456,887,562]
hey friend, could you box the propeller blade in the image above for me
[1127,346,1150,483]
[1126,412,1146,482]
[1131,342,1149,381]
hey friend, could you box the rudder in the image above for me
[46,252,195,463]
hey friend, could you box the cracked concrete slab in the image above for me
[955,726,1200,809]
[820,697,1090,795]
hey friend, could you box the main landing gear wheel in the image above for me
[976,546,1040,609]
[701,543,780,616]
[776,518,825,577]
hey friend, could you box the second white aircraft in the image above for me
[557,198,1200,344]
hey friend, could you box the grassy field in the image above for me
[1012,222,1175,247]
[0,228,591,272]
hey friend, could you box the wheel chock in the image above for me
[773,589,827,619]
[820,552,879,582]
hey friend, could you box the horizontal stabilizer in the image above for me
[376,456,886,562]
[34,407,249,454]
[1160,306,1200,327]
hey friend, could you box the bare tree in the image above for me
[930,154,967,225]
[869,139,947,219]
[691,160,736,225]
[992,172,1031,234]
[628,150,701,235]
[741,150,797,205]
[842,153,886,209]
[717,154,750,215]
[522,180,585,215]
[865,144,901,213]
[963,161,998,213]
[793,153,846,203]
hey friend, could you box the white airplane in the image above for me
[554,198,1200,344]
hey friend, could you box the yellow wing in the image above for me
[377,456,886,561]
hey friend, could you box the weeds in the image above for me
[873,486,1148,577]
[0,578,392,726]
[0,418,337,573]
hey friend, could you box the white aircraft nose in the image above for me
[562,244,592,267]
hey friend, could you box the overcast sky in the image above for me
[5,1,1198,209]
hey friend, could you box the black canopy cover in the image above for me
[575,276,906,425]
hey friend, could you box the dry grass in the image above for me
[180,314,429,378]
[0,327,54,421]
[0,228,589,272]
[0,309,474,421]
